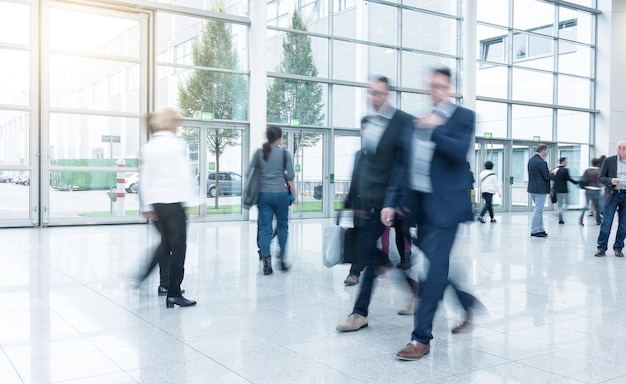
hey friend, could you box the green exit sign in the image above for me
[295,164,301,172]
[290,119,301,127]
[201,112,214,121]
[533,136,541,142]
[484,132,492,139]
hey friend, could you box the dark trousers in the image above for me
[479,192,494,219]
[151,203,187,297]
[140,219,171,288]
[597,192,626,251]
[580,189,601,224]
[352,209,387,317]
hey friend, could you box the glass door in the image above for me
[474,140,507,212]
[41,3,148,225]
[282,128,326,218]
[333,131,361,213]
[180,121,246,221]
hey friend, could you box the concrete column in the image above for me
[595,0,626,156]
[249,1,267,154]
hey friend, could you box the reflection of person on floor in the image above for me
[138,107,196,308]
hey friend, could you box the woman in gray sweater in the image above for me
[250,126,297,275]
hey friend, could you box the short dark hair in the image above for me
[535,144,548,153]
[371,75,390,88]
[484,161,493,170]
[432,67,452,79]
[592,158,602,167]
[559,157,567,163]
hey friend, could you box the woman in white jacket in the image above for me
[477,161,500,223]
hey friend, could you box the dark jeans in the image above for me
[152,203,187,297]
[139,219,171,288]
[580,189,601,224]
[257,192,290,258]
[352,209,387,317]
[479,192,494,219]
[597,192,626,251]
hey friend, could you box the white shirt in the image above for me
[139,131,193,212]
[479,169,500,195]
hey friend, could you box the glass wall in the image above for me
[477,0,597,180]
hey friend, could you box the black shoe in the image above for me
[615,248,624,257]
[396,252,412,270]
[490,218,497,223]
[558,220,565,224]
[262,256,273,275]
[277,253,290,271]
[158,286,185,296]
[166,295,197,308]
[531,232,547,237]
[595,249,606,257]
[477,217,485,223]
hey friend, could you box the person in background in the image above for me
[139,107,196,308]
[527,144,554,237]
[250,125,297,275]
[476,161,500,223]
[552,157,578,224]
[579,158,603,226]
[594,140,626,258]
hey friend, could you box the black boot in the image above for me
[277,253,289,271]
[397,251,412,270]
[262,256,273,275]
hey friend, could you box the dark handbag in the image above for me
[243,151,261,210]
[550,189,557,204]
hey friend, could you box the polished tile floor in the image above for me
[1,210,626,383]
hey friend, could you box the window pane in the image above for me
[558,43,592,77]
[558,111,590,143]
[0,110,30,166]
[402,9,456,55]
[0,2,29,46]
[367,3,397,45]
[559,8,593,45]
[514,33,553,71]
[50,56,140,113]
[50,9,140,58]
[157,13,248,72]
[512,68,553,104]
[477,0,509,26]
[0,171,30,220]
[157,67,248,121]
[512,105,553,141]
[332,85,366,128]
[558,75,591,108]
[477,64,508,99]
[513,0,555,36]
[403,0,458,15]
[333,4,358,40]
[400,93,431,117]
[401,52,456,90]
[478,24,508,64]
[150,0,248,17]
[368,45,397,82]
[0,49,29,106]
[476,101,508,139]
[268,31,328,78]
[267,79,327,126]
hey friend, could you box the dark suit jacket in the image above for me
[527,154,552,194]
[552,166,578,193]
[356,109,413,210]
[398,106,475,229]
[598,155,622,206]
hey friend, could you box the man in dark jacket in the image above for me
[336,76,413,332]
[527,144,554,237]
[595,140,626,257]
[552,157,579,224]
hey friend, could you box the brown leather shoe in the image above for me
[343,274,359,286]
[451,319,472,334]
[396,340,430,361]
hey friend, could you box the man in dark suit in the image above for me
[595,140,626,257]
[552,157,579,224]
[393,67,479,360]
[527,144,554,237]
[336,76,414,332]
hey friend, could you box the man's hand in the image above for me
[612,178,620,185]
[142,211,158,221]
[381,207,396,227]
[416,113,444,129]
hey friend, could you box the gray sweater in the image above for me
[251,146,295,193]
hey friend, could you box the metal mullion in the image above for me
[47,107,142,119]
[49,49,142,65]
[538,0,600,14]
[0,42,30,51]
[48,165,139,172]
[477,95,599,114]
[0,104,30,111]
[155,61,248,76]
[369,0,461,20]
[553,5,559,142]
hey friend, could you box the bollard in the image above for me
[116,159,126,216]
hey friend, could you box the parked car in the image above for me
[124,173,139,193]
[195,171,242,197]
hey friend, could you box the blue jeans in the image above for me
[580,189,601,224]
[530,193,547,234]
[257,192,290,258]
[556,192,569,221]
[597,192,626,251]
